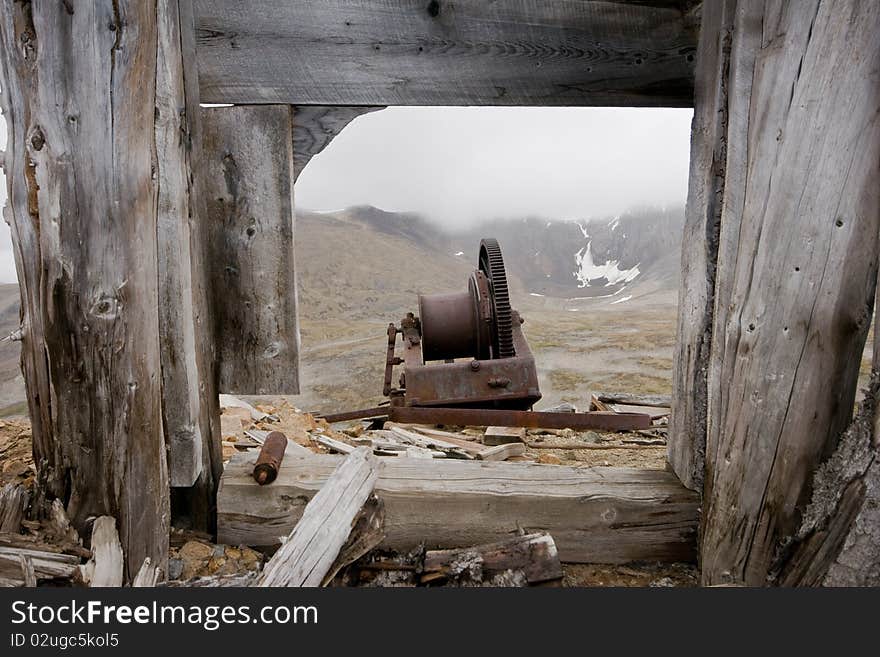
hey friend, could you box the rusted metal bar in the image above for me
[388,407,652,431]
[252,431,289,485]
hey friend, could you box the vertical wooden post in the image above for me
[0,1,173,579]
[699,0,880,585]
[200,105,300,395]
[156,0,222,524]
[669,0,738,492]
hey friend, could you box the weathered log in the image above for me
[700,1,880,586]
[668,0,736,492]
[201,105,300,395]
[194,0,698,107]
[256,447,378,587]
[422,532,562,586]
[0,0,172,580]
[219,452,699,564]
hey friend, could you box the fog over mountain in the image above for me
[296,106,693,230]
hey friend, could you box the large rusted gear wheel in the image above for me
[478,238,515,358]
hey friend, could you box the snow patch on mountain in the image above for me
[574,241,641,288]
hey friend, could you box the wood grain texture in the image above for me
[292,106,384,181]
[700,0,880,586]
[201,105,300,395]
[194,0,697,107]
[668,0,736,492]
[0,0,169,580]
[256,447,378,587]
[219,452,699,564]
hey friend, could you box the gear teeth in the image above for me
[479,238,515,359]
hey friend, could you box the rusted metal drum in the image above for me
[418,290,477,361]
[418,271,493,361]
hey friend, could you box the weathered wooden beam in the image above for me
[256,447,378,587]
[194,0,698,107]
[292,106,384,181]
[0,0,170,580]
[200,105,300,395]
[668,0,736,492]
[156,0,223,503]
[219,452,699,564]
[700,0,880,586]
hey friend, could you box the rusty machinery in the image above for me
[320,239,652,431]
[383,239,541,410]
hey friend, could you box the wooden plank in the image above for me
[483,426,526,446]
[668,0,737,492]
[0,0,170,580]
[156,0,222,492]
[194,1,697,107]
[476,443,526,461]
[313,434,355,455]
[292,106,384,181]
[422,532,562,586]
[201,105,300,395]
[219,451,699,564]
[386,424,481,456]
[596,393,672,408]
[256,447,378,587]
[155,0,221,500]
[700,0,880,586]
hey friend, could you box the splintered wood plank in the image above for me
[201,105,300,395]
[256,447,378,587]
[219,452,699,564]
[194,0,697,107]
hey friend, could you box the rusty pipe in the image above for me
[253,431,288,485]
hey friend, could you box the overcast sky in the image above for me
[0,106,693,284]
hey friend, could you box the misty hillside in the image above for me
[298,204,685,317]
